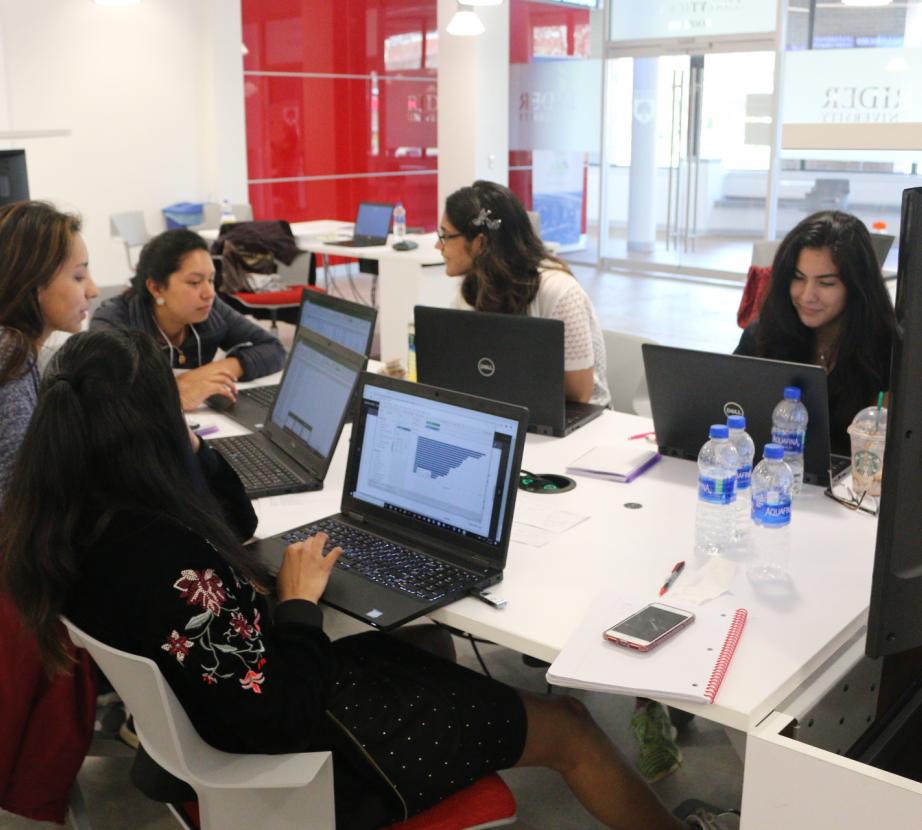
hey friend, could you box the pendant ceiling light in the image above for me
[459,0,503,6]
[447,4,486,36]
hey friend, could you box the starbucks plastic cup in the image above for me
[847,406,887,498]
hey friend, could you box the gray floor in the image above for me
[2,262,747,830]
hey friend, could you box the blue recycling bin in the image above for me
[162,201,204,229]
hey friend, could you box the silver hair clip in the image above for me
[471,208,501,231]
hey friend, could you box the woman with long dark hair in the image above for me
[91,228,285,411]
[439,180,610,407]
[0,328,734,830]
[735,211,895,454]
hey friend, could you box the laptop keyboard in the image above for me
[279,518,475,602]
[211,435,304,491]
[240,385,278,408]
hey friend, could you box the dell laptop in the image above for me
[249,373,528,630]
[325,202,394,248]
[414,306,605,437]
[642,344,848,487]
[208,328,366,498]
[223,290,378,431]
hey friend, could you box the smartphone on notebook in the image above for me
[603,603,695,652]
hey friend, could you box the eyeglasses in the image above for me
[436,230,463,245]
[824,481,879,516]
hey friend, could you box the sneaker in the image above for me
[686,807,741,829]
[629,700,682,782]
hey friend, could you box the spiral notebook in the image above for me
[546,593,747,704]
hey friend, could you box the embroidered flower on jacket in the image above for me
[173,568,227,616]
[240,670,264,694]
[161,631,194,663]
[227,611,256,641]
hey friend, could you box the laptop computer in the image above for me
[642,344,848,487]
[222,290,378,431]
[208,328,366,498]
[249,373,528,630]
[325,202,394,248]
[414,306,605,437]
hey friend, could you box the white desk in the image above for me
[202,220,455,365]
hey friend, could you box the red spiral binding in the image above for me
[704,608,748,703]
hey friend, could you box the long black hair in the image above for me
[447,180,571,314]
[756,211,895,420]
[127,228,210,306]
[0,328,269,671]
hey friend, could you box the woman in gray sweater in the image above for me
[0,201,98,504]
[91,229,285,410]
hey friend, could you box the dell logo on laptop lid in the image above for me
[477,357,496,377]
[724,401,744,418]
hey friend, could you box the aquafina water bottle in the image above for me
[727,414,755,557]
[747,443,793,582]
[771,386,808,494]
[694,424,740,558]
[393,202,407,239]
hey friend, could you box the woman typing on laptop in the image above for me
[91,228,285,411]
[437,180,610,407]
[1,327,737,830]
[733,211,895,455]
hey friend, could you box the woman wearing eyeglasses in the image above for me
[733,211,895,455]
[437,181,610,407]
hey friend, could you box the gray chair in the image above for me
[199,202,254,230]
[110,211,153,272]
[602,330,659,416]
[804,179,849,213]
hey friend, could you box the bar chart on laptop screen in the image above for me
[355,397,503,535]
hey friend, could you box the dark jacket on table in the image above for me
[90,292,285,379]
[734,323,891,456]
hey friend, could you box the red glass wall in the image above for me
[242,0,438,229]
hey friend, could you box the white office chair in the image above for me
[62,617,336,830]
[751,239,780,269]
[602,330,659,417]
[110,211,153,272]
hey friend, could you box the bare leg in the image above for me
[515,691,686,830]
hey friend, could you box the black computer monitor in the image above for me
[0,150,28,207]
[866,186,922,658]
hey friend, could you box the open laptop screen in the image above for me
[299,294,375,356]
[350,384,520,548]
[268,336,360,460]
[354,202,393,239]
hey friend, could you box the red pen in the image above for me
[658,561,685,596]
[629,430,656,440]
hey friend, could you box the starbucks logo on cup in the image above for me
[854,450,882,478]
[724,401,744,418]
[477,357,496,377]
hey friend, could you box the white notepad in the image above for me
[566,445,660,483]
[547,592,747,704]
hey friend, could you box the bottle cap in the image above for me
[709,424,729,439]
[783,386,802,401]
[764,443,784,460]
[727,415,746,430]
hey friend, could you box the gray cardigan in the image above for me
[0,328,40,506]
[90,292,286,380]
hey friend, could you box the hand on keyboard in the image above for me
[277,532,343,604]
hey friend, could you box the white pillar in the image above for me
[627,57,658,253]
[437,0,509,220]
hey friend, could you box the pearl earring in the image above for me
[155,297,165,306]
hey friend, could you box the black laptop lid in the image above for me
[262,328,366,478]
[298,290,378,356]
[642,344,834,486]
[341,374,528,572]
[353,202,393,242]
[414,306,565,434]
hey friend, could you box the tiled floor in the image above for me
[3,261,747,830]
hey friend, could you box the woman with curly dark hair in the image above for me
[438,180,610,407]
[734,211,895,455]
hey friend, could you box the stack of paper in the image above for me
[567,444,660,483]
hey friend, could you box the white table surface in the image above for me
[195,380,877,735]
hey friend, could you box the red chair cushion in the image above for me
[384,774,516,830]
[737,265,772,329]
[232,284,324,308]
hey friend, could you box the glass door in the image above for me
[600,50,775,276]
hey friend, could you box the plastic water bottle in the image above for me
[771,386,809,494]
[748,443,794,582]
[220,199,236,226]
[393,203,406,239]
[727,414,755,557]
[694,424,740,558]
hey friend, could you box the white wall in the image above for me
[0,0,247,287]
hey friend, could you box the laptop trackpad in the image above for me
[322,569,431,631]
